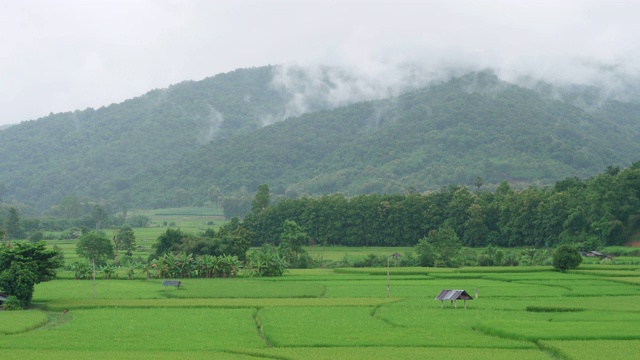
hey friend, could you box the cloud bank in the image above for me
[2,1,639,126]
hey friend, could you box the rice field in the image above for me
[2,263,640,359]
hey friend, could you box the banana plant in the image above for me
[126,264,137,280]
[137,261,152,279]
[100,263,116,279]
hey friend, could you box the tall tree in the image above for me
[91,204,108,230]
[116,225,137,258]
[425,226,462,267]
[76,232,114,299]
[112,225,136,266]
[279,220,310,268]
[6,207,21,240]
[77,232,114,267]
[251,184,271,214]
[208,185,223,207]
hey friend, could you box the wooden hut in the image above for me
[435,289,474,309]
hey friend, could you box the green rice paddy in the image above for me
[2,262,640,359]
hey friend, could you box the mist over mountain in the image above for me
[1,65,639,212]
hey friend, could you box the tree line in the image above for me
[241,162,640,249]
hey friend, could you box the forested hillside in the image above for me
[1,68,639,212]
[0,66,289,208]
[132,72,640,209]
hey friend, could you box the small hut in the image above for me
[435,289,474,309]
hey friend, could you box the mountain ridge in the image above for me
[1,67,638,212]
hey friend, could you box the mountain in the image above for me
[1,68,639,211]
[132,71,640,207]
[0,66,291,208]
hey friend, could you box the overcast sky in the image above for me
[1,0,639,126]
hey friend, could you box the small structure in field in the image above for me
[435,289,474,309]
[162,280,183,289]
[580,251,608,259]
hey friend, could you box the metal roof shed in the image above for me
[435,289,474,309]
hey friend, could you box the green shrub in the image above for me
[3,295,22,310]
[553,245,582,272]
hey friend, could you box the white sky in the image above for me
[1,0,639,125]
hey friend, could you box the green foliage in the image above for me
[5,69,640,214]
[242,162,640,249]
[248,246,288,277]
[0,241,62,307]
[115,225,136,257]
[152,228,186,259]
[251,184,270,214]
[69,261,92,279]
[76,232,114,266]
[553,245,582,272]
[2,295,22,310]
[127,214,150,228]
[0,66,289,210]
[418,227,462,267]
[91,205,108,230]
[414,238,435,267]
[0,263,37,307]
[6,207,23,239]
[158,71,640,211]
[277,220,311,268]
[28,231,44,243]
[151,220,252,264]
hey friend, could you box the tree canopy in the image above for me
[242,162,640,248]
[552,245,583,272]
[76,232,114,266]
[2,69,640,211]
[0,241,62,307]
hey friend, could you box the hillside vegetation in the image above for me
[1,68,639,211]
[134,71,640,207]
[0,66,288,208]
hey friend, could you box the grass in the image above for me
[24,207,640,358]
[0,308,264,351]
[259,306,534,349]
[44,297,400,311]
[0,311,49,334]
[252,347,550,360]
[475,319,640,341]
[4,245,640,359]
[0,350,262,360]
[539,340,640,360]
